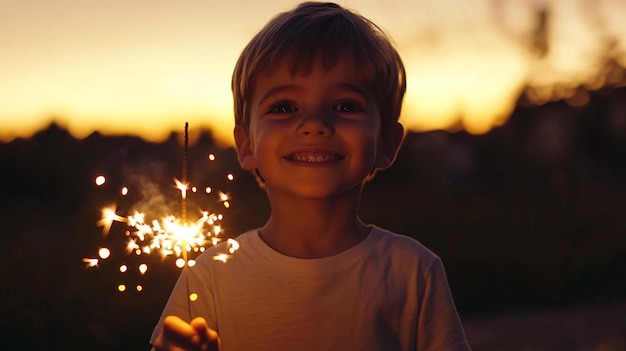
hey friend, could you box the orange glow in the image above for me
[1,1,623,143]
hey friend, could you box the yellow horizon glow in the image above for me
[1,0,625,145]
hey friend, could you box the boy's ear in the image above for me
[234,125,257,171]
[375,121,405,170]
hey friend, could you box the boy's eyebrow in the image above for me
[257,82,371,105]
[258,85,302,106]
[337,82,371,100]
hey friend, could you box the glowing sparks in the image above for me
[82,247,109,268]
[174,178,188,199]
[102,197,226,266]
[212,238,240,262]
[86,126,239,296]
[227,238,240,253]
[218,191,230,209]
[98,247,111,259]
[97,206,126,236]
[82,258,99,267]
[175,258,186,268]
[86,171,237,293]
[212,254,229,263]
[95,175,106,186]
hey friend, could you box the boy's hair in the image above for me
[232,1,406,135]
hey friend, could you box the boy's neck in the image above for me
[259,190,369,259]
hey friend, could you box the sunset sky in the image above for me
[1,0,625,145]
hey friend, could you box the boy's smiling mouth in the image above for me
[285,152,344,163]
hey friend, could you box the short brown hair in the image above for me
[231,2,406,135]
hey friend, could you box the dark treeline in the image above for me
[1,84,625,350]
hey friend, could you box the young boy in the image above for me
[151,2,471,350]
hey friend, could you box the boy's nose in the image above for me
[296,111,334,136]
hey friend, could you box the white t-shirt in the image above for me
[150,226,471,350]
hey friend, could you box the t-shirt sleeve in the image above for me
[417,258,472,351]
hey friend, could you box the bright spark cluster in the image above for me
[84,169,239,293]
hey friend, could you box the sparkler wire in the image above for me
[182,122,193,321]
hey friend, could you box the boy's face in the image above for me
[234,56,401,200]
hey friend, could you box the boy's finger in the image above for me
[163,315,201,346]
[190,317,221,350]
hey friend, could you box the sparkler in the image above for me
[84,123,239,319]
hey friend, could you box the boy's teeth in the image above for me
[291,153,338,162]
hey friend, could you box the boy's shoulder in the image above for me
[368,225,441,263]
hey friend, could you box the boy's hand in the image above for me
[153,315,220,351]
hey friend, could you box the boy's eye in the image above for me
[334,101,363,113]
[269,101,297,114]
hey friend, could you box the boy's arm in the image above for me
[417,259,472,351]
[152,316,220,351]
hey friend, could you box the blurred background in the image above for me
[1,0,625,350]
